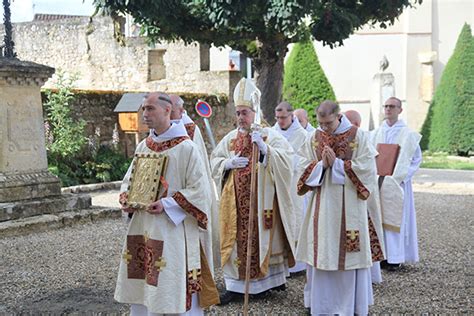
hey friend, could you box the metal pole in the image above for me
[203,117,216,149]
[243,141,259,316]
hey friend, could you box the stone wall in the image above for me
[41,90,235,157]
[3,16,241,96]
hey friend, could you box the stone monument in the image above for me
[369,55,395,130]
[0,0,91,224]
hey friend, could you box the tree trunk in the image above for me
[254,38,288,125]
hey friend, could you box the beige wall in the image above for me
[432,0,474,84]
[5,16,240,96]
[296,0,473,132]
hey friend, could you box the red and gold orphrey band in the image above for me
[232,131,261,279]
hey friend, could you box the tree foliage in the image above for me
[283,39,335,126]
[94,0,421,122]
[424,23,474,156]
[43,72,130,186]
[44,71,87,160]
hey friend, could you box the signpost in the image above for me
[195,100,216,149]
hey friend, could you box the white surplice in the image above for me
[273,118,308,273]
[174,112,220,269]
[371,120,422,264]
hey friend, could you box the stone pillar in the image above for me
[0,58,91,222]
[0,58,60,202]
[370,73,395,130]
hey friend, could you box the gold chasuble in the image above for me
[211,127,296,281]
[296,125,383,271]
[115,134,219,314]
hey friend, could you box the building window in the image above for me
[199,44,210,71]
[148,49,166,81]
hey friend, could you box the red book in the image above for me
[376,143,400,176]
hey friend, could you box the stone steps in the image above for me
[0,193,92,222]
[0,206,121,238]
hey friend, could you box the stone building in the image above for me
[309,0,474,131]
[2,14,241,96]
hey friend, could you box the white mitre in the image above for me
[233,77,261,109]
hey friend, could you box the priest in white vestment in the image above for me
[297,101,382,315]
[294,108,316,133]
[345,109,385,283]
[169,94,220,269]
[115,92,219,315]
[370,97,422,270]
[210,78,296,305]
[273,101,308,274]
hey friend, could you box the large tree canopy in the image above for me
[94,0,421,122]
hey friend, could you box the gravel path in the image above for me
[1,188,472,314]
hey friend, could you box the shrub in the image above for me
[43,71,86,161]
[44,71,130,186]
[425,23,474,156]
[283,39,336,125]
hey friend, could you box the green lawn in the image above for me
[421,153,474,170]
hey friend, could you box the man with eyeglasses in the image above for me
[297,100,379,314]
[273,101,308,275]
[370,97,422,271]
[115,92,219,315]
[210,78,297,305]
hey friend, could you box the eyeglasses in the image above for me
[274,115,290,120]
[383,104,400,109]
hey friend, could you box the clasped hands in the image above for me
[322,145,336,169]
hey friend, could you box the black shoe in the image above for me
[386,263,401,271]
[251,290,270,300]
[380,260,389,270]
[218,290,243,305]
[272,283,286,292]
[289,270,306,278]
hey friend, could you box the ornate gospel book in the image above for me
[376,143,400,176]
[127,153,169,210]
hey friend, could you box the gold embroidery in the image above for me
[346,230,359,240]
[233,257,241,268]
[349,141,358,151]
[154,257,167,272]
[122,250,132,264]
[188,268,201,280]
[345,230,360,252]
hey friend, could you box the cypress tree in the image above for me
[426,23,474,155]
[283,39,336,125]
